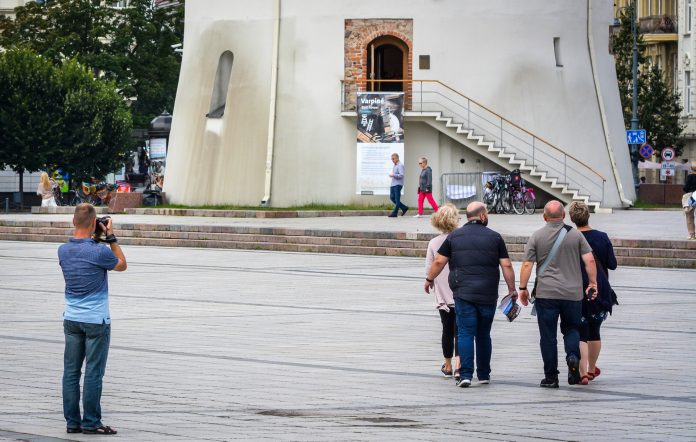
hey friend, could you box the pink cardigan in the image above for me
[426,233,454,311]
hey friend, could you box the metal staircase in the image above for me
[342,80,608,211]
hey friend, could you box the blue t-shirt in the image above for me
[58,238,118,324]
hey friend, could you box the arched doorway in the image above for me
[366,36,409,92]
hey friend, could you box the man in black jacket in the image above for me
[425,201,517,387]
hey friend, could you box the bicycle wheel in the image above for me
[524,193,536,214]
[512,191,525,214]
[500,190,512,214]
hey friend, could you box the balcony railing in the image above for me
[341,79,606,204]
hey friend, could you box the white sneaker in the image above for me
[413,214,422,218]
[456,378,471,388]
[478,379,490,385]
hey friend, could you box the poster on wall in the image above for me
[356,92,405,195]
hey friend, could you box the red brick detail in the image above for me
[344,19,414,110]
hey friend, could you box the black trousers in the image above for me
[438,308,458,358]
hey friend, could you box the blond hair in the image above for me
[568,201,590,227]
[431,203,459,233]
[73,203,96,229]
[40,172,51,190]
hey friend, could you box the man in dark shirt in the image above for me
[425,201,517,387]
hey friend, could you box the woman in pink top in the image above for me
[425,204,460,378]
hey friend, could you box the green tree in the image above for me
[639,65,685,156]
[612,4,684,156]
[110,0,184,127]
[612,4,647,129]
[0,49,133,198]
[0,48,65,202]
[0,0,184,128]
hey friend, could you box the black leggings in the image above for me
[580,319,602,342]
[438,308,458,358]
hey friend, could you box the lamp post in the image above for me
[630,0,640,191]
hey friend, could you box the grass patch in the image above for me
[632,199,680,209]
[150,203,394,211]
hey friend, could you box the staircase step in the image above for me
[1,221,692,269]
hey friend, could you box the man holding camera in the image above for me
[58,203,126,435]
[518,200,597,388]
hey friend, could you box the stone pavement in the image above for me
[0,241,694,441]
[0,208,691,241]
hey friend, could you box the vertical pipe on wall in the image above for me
[261,0,281,206]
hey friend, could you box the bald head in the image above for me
[543,200,565,221]
[466,201,486,220]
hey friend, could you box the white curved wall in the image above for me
[165,0,635,207]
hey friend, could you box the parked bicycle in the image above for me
[484,169,536,214]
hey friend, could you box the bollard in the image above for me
[4,197,8,213]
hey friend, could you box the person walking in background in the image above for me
[425,201,517,388]
[568,202,618,385]
[414,157,439,217]
[682,162,696,240]
[518,201,598,388]
[425,204,460,379]
[388,153,408,217]
[37,172,58,207]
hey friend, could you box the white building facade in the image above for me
[164,0,637,209]
[678,0,696,171]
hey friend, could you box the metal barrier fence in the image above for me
[440,172,499,208]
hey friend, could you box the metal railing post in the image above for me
[500,117,504,147]
[602,180,605,205]
[532,138,536,166]
[4,197,8,213]
[564,156,567,184]
[419,81,423,112]
[467,98,471,128]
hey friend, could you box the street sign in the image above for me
[626,129,646,145]
[660,160,676,179]
[661,147,676,161]
[639,143,654,159]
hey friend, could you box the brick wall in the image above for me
[344,19,413,110]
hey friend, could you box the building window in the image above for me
[207,51,234,118]
[686,71,692,114]
[553,37,563,67]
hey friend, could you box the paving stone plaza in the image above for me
[0,219,695,441]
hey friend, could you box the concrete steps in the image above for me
[0,220,693,268]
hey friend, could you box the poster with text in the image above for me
[356,92,404,195]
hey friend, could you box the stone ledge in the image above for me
[31,206,109,214]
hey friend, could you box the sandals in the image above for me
[441,364,453,378]
[66,427,82,434]
[587,367,601,381]
[580,375,590,385]
[82,426,118,435]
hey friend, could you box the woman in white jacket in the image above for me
[425,203,460,378]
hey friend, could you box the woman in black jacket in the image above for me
[683,162,696,240]
[569,202,618,385]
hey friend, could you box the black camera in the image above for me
[94,216,116,243]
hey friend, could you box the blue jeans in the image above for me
[63,320,111,430]
[389,185,408,215]
[455,298,496,381]
[535,298,581,378]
